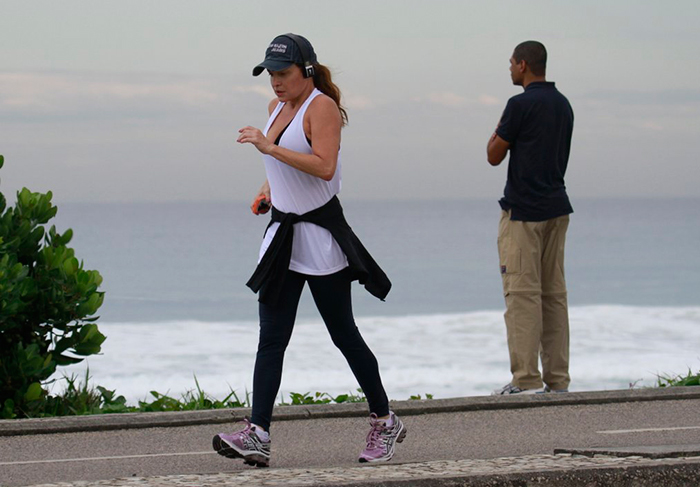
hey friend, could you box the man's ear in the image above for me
[518,59,527,74]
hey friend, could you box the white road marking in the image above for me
[0,450,215,466]
[598,426,700,434]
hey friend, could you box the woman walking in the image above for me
[212,33,406,467]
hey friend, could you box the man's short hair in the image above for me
[513,41,547,76]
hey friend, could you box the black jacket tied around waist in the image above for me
[246,196,391,306]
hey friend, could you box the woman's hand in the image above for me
[238,95,341,181]
[250,180,271,215]
[249,95,340,180]
[238,126,274,155]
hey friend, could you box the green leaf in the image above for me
[2,399,16,420]
[334,394,349,403]
[79,323,106,346]
[73,344,102,356]
[60,228,74,245]
[24,382,44,402]
[30,226,44,244]
[76,292,105,317]
[43,353,54,368]
[54,354,85,366]
[63,257,79,276]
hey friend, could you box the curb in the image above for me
[21,455,700,487]
[2,386,699,437]
[554,444,700,459]
[337,459,700,487]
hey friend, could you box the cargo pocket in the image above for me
[500,246,521,275]
[500,245,521,296]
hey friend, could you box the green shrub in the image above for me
[0,155,105,418]
[657,369,700,388]
[279,390,367,406]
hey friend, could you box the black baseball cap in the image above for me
[252,34,317,76]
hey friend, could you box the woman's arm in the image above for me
[237,95,342,181]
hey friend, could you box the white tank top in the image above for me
[258,88,348,275]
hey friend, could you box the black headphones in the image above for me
[282,33,316,79]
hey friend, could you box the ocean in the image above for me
[51,197,700,402]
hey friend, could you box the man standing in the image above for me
[487,41,574,395]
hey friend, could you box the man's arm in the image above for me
[487,132,510,166]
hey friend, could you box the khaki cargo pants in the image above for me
[497,210,570,391]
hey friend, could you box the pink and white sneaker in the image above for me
[213,418,271,467]
[358,411,407,463]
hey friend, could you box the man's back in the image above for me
[496,81,574,222]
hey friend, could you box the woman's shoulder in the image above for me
[308,90,334,106]
[306,92,340,118]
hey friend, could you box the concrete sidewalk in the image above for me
[4,387,700,486]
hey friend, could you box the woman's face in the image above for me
[268,65,309,102]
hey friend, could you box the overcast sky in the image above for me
[1,0,699,202]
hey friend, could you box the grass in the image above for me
[36,371,251,416]
[32,366,700,418]
[656,368,700,388]
[29,372,434,418]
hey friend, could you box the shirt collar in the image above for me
[525,81,556,90]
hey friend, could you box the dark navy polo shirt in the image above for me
[496,81,574,222]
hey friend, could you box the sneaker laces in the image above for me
[365,413,386,450]
[236,418,266,450]
[236,418,254,436]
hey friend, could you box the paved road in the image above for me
[1,394,700,486]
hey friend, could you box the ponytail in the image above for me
[310,64,348,126]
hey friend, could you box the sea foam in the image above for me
[56,305,700,403]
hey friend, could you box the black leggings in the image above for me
[250,268,390,431]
